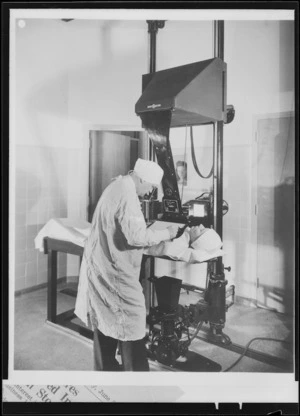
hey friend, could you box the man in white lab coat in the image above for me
[75,158,179,371]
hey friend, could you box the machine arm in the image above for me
[140,111,185,223]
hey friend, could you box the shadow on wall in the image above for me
[257,284,294,317]
[257,179,295,316]
[274,177,295,315]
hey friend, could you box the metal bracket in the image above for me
[210,272,227,286]
[225,104,235,124]
[147,20,166,33]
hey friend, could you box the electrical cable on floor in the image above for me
[223,337,293,372]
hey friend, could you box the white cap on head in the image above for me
[134,158,164,186]
[190,228,222,252]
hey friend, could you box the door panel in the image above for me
[88,130,140,221]
[256,115,295,314]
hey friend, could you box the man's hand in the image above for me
[167,225,180,240]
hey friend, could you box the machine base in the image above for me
[148,350,222,372]
[208,325,232,346]
[173,350,222,372]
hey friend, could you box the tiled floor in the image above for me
[13,283,294,373]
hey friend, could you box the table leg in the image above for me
[149,257,155,308]
[47,249,57,323]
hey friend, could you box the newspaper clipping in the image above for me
[3,384,115,403]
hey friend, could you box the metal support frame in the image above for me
[213,20,224,245]
[206,20,231,344]
[147,20,165,74]
[146,20,165,309]
[47,249,57,323]
[144,19,231,345]
[44,237,93,339]
[146,20,165,163]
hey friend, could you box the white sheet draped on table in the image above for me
[34,218,92,252]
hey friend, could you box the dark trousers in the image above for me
[93,328,150,372]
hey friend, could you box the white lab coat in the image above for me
[74,175,170,341]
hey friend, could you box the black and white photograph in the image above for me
[174,157,188,186]
[3,5,298,408]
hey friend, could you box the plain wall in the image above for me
[224,20,294,306]
[13,19,149,289]
[12,18,295,314]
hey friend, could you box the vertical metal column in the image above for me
[207,20,231,345]
[213,20,224,244]
[146,20,165,310]
[147,20,165,161]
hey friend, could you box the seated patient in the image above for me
[145,224,224,263]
